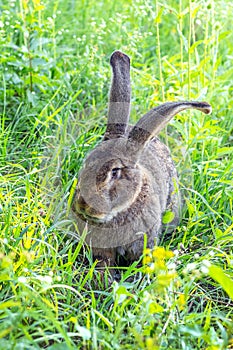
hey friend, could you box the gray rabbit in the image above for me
[72,51,212,267]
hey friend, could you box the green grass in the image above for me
[0,0,233,349]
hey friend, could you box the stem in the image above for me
[53,1,59,61]
[203,8,209,87]
[27,32,33,93]
[188,0,191,101]
[155,1,167,145]
[186,0,192,146]
[155,1,164,102]
[192,10,199,66]
[179,0,184,94]
[192,7,200,91]
[19,0,27,47]
[38,9,42,52]
[2,73,6,124]
[211,1,218,94]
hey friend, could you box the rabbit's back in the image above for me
[116,135,180,261]
[143,136,180,229]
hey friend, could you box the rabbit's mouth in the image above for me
[73,200,112,224]
[73,189,114,223]
[76,209,113,224]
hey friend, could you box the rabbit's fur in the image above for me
[72,51,211,266]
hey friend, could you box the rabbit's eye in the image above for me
[111,168,121,180]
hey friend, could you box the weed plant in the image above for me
[0,0,233,349]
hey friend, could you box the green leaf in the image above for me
[148,301,164,314]
[179,324,203,337]
[92,310,113,332]
[47,344,70,350]
[208,265,233,300]
[215,228,224,239]
[191,5,201,18]
[0,327,13,339]
[75,325,92,340]
[0,301,21,310]
[189,40,204,54]
[154,7,164,24]
[115,285,136,304]
[162,210,175,224]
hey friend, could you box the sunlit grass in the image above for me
[0,0,233,348]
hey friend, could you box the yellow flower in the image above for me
[152,247,174,260]
[145,337,160,350]
[177,293,186,311]
[32,0,45,11]
[143,255,152,265]
[69,317,78,324]
[152,247,166,259]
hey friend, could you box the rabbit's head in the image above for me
[72,51,212,249]
[75,137,144,222]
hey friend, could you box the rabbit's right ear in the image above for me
[127,101,212,156]
[104,51,131,140]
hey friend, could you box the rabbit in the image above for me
[72,50,212,267]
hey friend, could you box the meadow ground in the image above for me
[0,0,233,349]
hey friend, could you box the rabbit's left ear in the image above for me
[127,101,212,152]
[104,51,131,140]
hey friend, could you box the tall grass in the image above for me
[0,0,232,349]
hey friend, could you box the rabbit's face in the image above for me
[73,138,144,223]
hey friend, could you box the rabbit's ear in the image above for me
[104,51,131,140]
[127,101,212,151]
